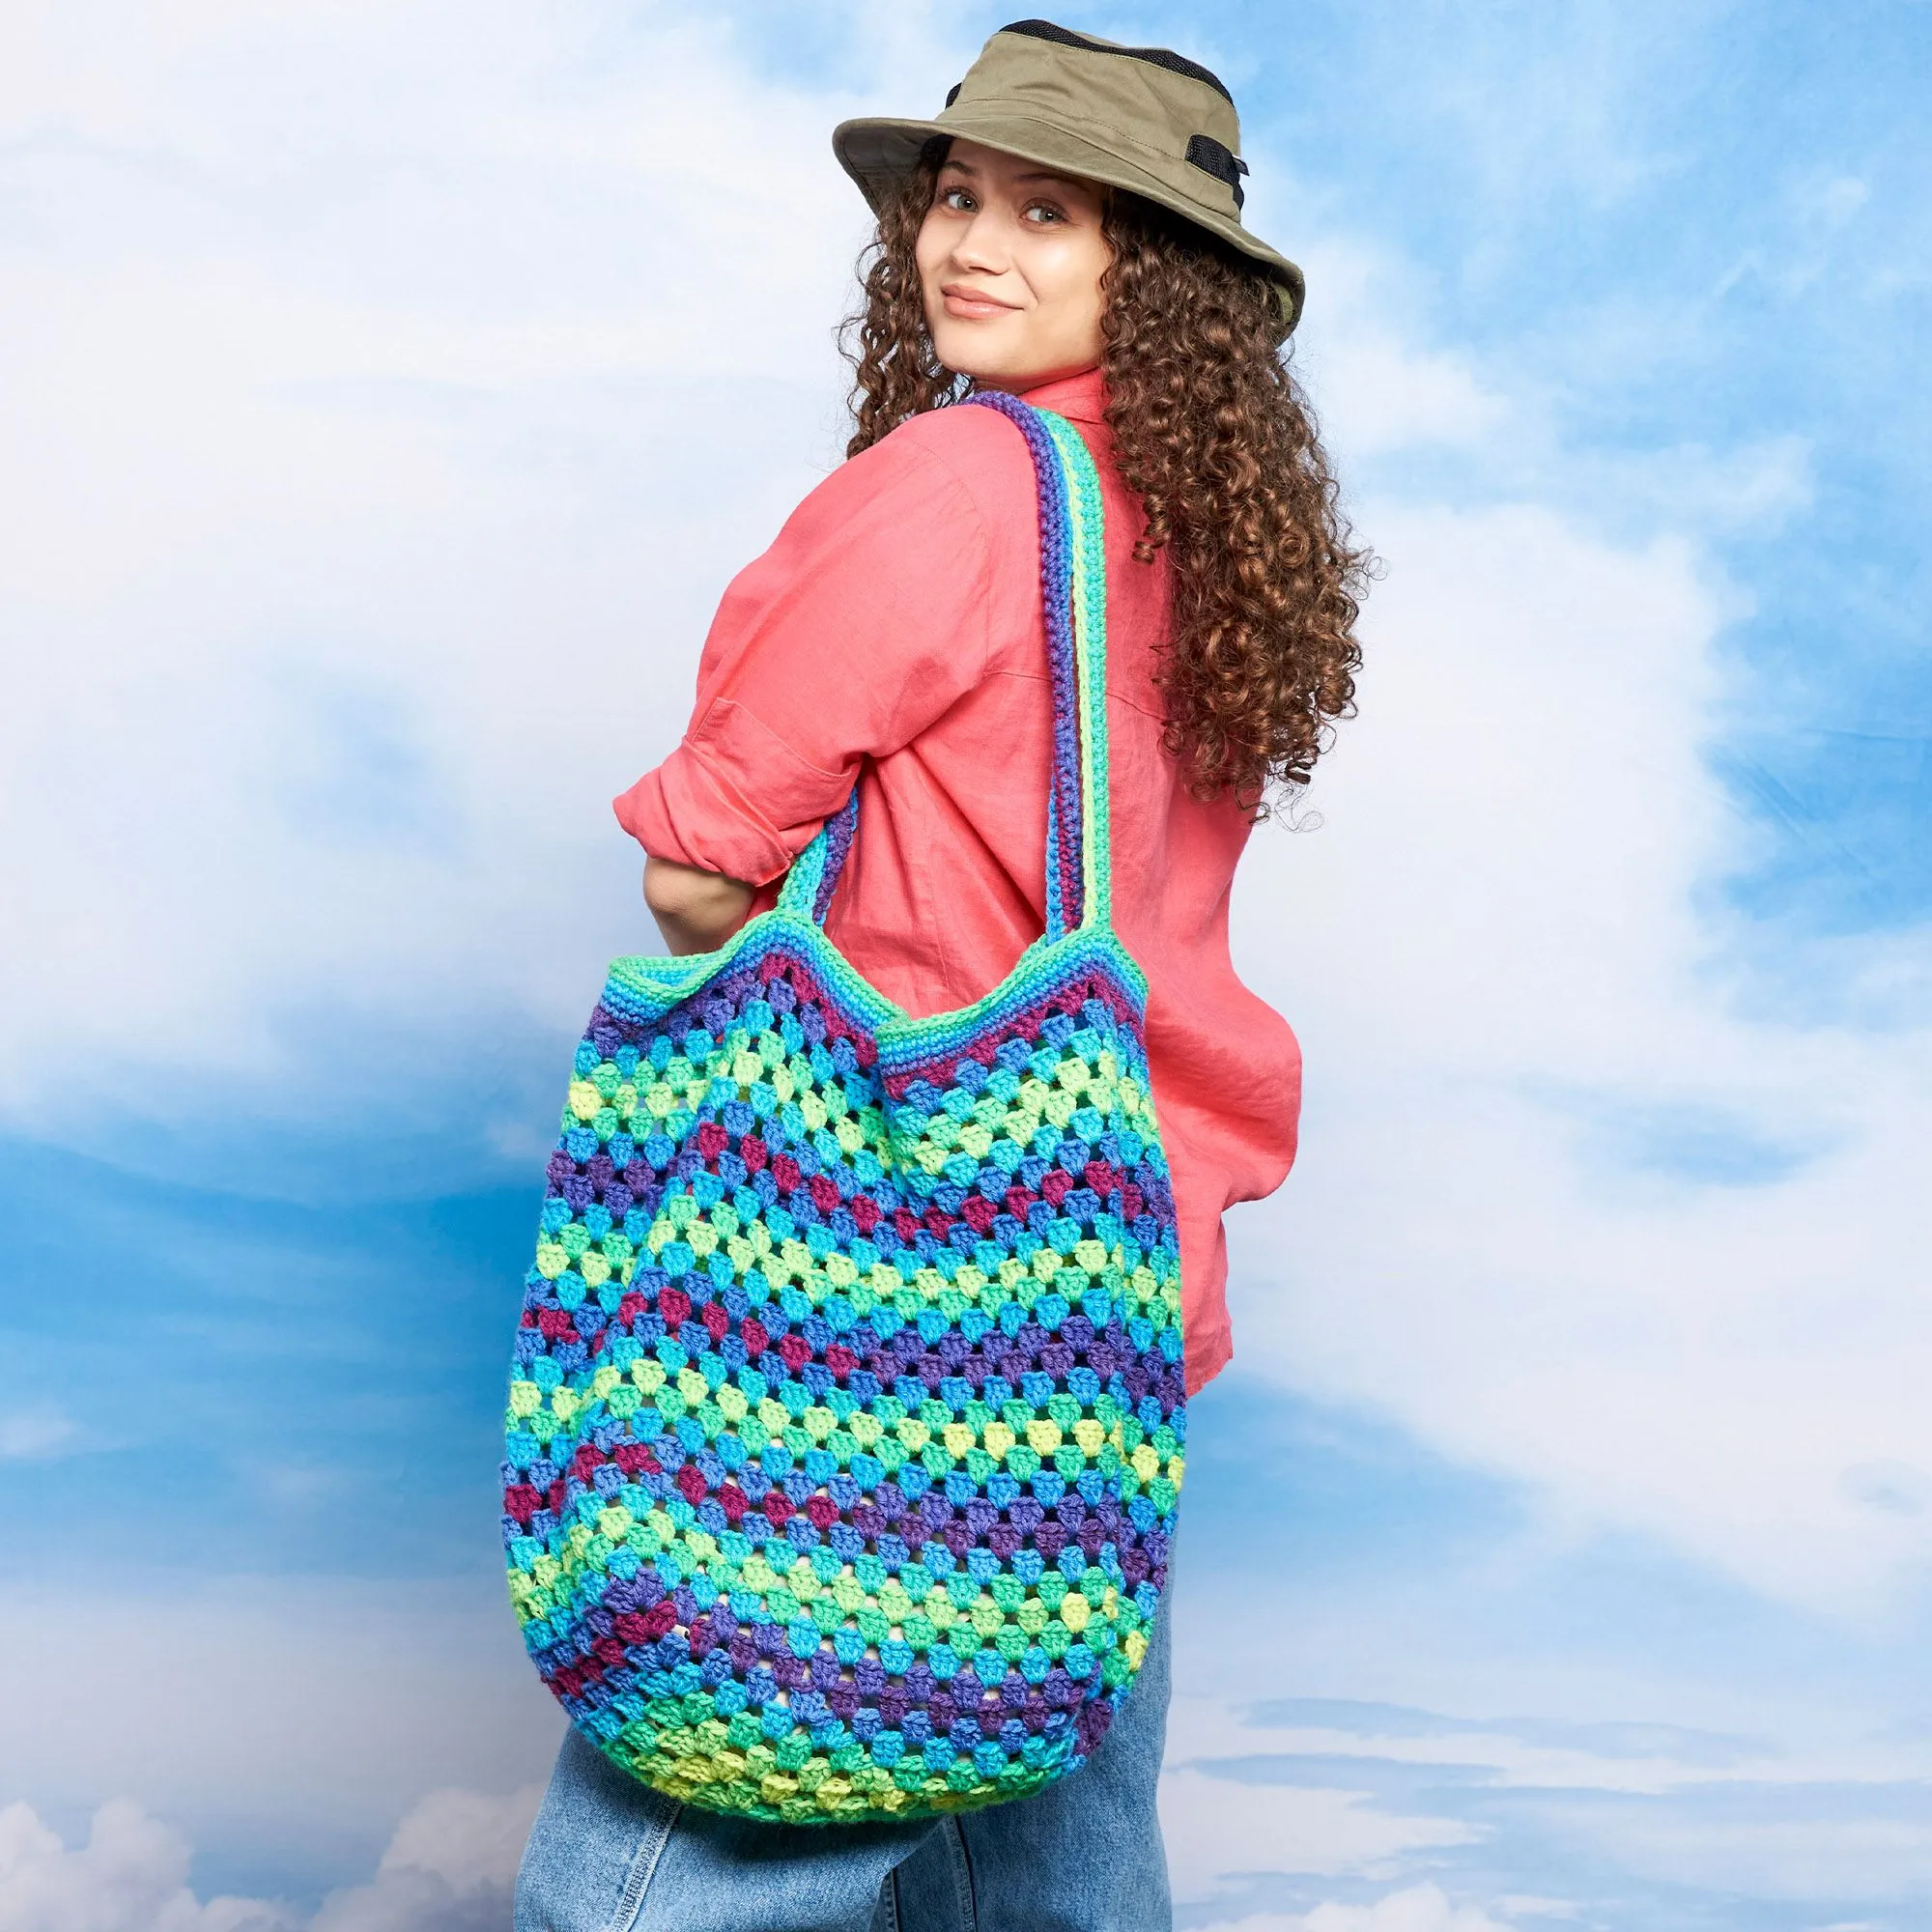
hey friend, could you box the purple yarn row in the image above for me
[810,790,862,922]
[960,391,1086,940]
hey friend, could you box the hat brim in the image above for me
[833,113,1304,340]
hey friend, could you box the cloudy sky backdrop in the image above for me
[6,2,1932,1927]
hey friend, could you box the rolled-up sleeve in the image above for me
[614,426,996,885]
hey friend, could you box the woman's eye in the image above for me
[1024,203,1066,224]
[940,186,976,212]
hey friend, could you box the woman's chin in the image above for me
[936,352,1065,393]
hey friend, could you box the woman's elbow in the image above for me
[642,857,755,954]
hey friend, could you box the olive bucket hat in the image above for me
[833,17,1304,338]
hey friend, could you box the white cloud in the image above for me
[1159,1688,1932,1907]
[1282,237,1511,460]
[1224,483,1932,1612]
[1162,1691,1772,1801]
[310,1786,543,1932]
[0,1787,541,1932]
[1160,1767,1480,1900]
[1532,1801,1932,1909]
[0,1577,561,1843]
[0,0,966,1121]
[367,1787,533,1896]
[0,1800,294,1932]
[0,1401,80,1460]
[1317,332,1506,456]
[1196,1888,1520,1932]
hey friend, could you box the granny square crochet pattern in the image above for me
[501,399,1185,1823]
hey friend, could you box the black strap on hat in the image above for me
[1182,135,1248,210]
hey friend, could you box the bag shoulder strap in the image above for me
[1035,405,1113,935]
[780,394,1112,937]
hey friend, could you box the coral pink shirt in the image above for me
[614,368,1299,1393]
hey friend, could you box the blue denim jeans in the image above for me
[513,1566,1174,1932]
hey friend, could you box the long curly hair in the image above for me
[840,140,1370,813]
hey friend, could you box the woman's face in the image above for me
[915,139,1110,391]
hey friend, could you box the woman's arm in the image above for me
[643,857,755,956]
[613,414,1002,916]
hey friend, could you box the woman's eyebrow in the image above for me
[939,160,1082,192]
[1012,173,1095,201]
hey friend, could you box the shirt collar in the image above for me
[1015,366,1106,424]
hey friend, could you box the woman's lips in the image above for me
[941,285,1018,320]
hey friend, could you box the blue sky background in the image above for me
[5,4,1932,1928]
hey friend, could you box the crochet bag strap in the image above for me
[772,785,860,923]
[774,395,1111,941]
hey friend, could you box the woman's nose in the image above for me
[949,212,1010,275]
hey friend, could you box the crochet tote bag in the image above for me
[500,395,1185,1824]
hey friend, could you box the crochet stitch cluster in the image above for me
[501,398,1185,1823]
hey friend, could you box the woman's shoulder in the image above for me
[746,406,1042,610]
[838,403,1040,534]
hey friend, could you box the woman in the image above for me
[515,22,1365,1932]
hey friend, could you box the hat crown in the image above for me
[948,20,1245,169]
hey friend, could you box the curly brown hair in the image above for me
[840,141,1370,812]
